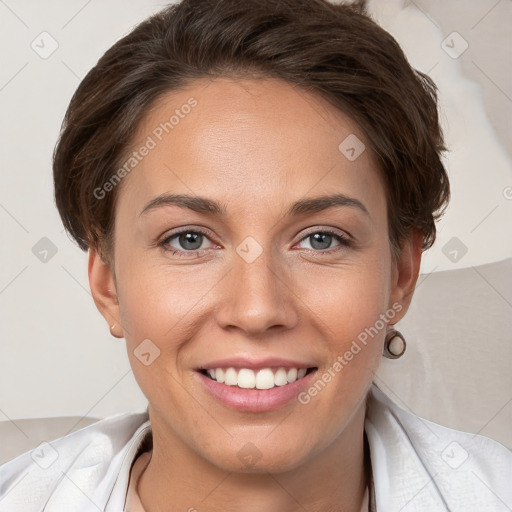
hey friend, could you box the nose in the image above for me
[214,245,299,336]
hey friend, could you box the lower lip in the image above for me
[196,370,317,412]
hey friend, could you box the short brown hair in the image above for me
[53,0,450,264]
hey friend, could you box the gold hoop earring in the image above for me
[383,328,406,359]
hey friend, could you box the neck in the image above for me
[138,403,368,512]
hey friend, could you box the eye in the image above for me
[296,230,351,252]
[157,227,351,257]
[159,228,215,256]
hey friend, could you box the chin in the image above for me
[205,437,313,474]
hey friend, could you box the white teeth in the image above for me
[255,369,274,390]
[224,367,238,386]
[286,368,298,383]
[237,368,256,389]
[205,366,311,389]
[274,368,288,386]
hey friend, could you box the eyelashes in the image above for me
[158,228,213,257]
[157,227,352,258]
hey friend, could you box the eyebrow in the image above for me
[139,192,370,219]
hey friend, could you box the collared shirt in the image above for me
[1,384,510,511]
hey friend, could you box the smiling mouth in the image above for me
[198,366,317,390]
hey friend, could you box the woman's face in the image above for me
[90,77,420,473]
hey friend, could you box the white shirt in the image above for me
[1,384,510,511]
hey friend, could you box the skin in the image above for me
[89,77,422,512]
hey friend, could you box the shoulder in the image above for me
[0,410,150,512]
[365,384,512,511]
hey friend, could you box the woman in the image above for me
[1,0,510,510]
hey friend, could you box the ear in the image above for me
[388,231,423,323]
[88,248,123,338]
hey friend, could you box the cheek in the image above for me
[304,253,391,339]
[299,251,391,396]
[294,275,387,440]
[115,261,199,414]
[114,255,223,386]
[116,251,207,337]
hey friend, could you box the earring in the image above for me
[383,328,406,359]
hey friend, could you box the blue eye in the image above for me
[158,228,350,258]
[159,229,213,257]
[297,231,350,252]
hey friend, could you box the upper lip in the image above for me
[198,357,318,371]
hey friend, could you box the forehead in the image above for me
[116,77,386,219]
